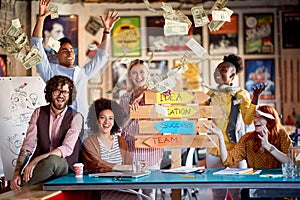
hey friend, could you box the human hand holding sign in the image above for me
[129,85,148,111]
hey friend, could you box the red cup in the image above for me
[73,163,84,178]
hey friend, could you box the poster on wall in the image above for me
[245,59,275,99]
[0,77,46,179]
[112,16,141,57]
[42,15,79,65]
[146,16,202,53]
[209,14,238,55]
[0,54,7,77]
[243,13,274,54]
[282,12,300,49]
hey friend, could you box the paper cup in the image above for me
[73,163,84,177]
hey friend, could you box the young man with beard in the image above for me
[31,0,120,139]
[10,75,83,189]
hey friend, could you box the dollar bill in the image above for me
[211,0,228,11]
[148,50,154,65]
[155,76,176,93]
[164,20,189,36]
[152,39,168,50]
[50,6,59,19]
[164,24,189,36]
[191,6,210,27]
[15,52,26,63]
[120,57,132,65]
[11,19,21,29]
[23,54,42,70]
[6,25,20,37]
[212,7,233,22]
[161,2,174,13]
[48,37,60,52]
[143,0,156,13]
[147,74,163,89]
[208,20,225,31]
[186,37,207,57]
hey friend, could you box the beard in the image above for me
[52,98,68,111]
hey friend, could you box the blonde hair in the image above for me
[127,59,149,91]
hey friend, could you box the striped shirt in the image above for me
[97,135,122,165]
[120,92,163,167]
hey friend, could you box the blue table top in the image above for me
[43,168,300,190]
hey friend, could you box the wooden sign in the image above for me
[144,91,210,104]
[143,134,183,147]
[135,134,219,149]
[139,119,212,134]
[130,105,224,119]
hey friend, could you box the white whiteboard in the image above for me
[0,77,46,180]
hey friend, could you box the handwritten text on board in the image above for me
[143,134,183,147]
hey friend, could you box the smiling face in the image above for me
[129,63,149,89]
[214,62,236,85]
[97,109,114,135]
[254,112,268,133]
[56,43,75,68]
[51,84,70,111]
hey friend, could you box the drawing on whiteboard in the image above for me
[10,84,38,111]
[7,132,25,166]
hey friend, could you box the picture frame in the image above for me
[42,15,79,65]
[243,13,274,54]
[145,16,202,54]
[111,16,141,57]
[282,12,300,49]
[0,54,7,77]
[209,14,238,55]
[88,87,102,105]
[245,58,275,100]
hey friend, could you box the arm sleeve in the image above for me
[58,113,83,158]
[83,49,109,79]
[21,108,40,153]
[30,37,52,81]
[118,136,133,165]
[237,89,257,125]
[82,136,115,172]
[279,128,293,154]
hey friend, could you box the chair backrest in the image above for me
[185,148,195,168]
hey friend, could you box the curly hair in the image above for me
[223,54,244,74]
[87,98,125,134]
[44,75,76,105]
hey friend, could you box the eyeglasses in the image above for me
[52,89,70,97]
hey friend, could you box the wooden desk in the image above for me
[0,184,61,200]
[43,168,300,199]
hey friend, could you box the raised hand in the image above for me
[251,83,267,105]
[39,0,52,17]
[203,121,223,138]
[100,10,120,32]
